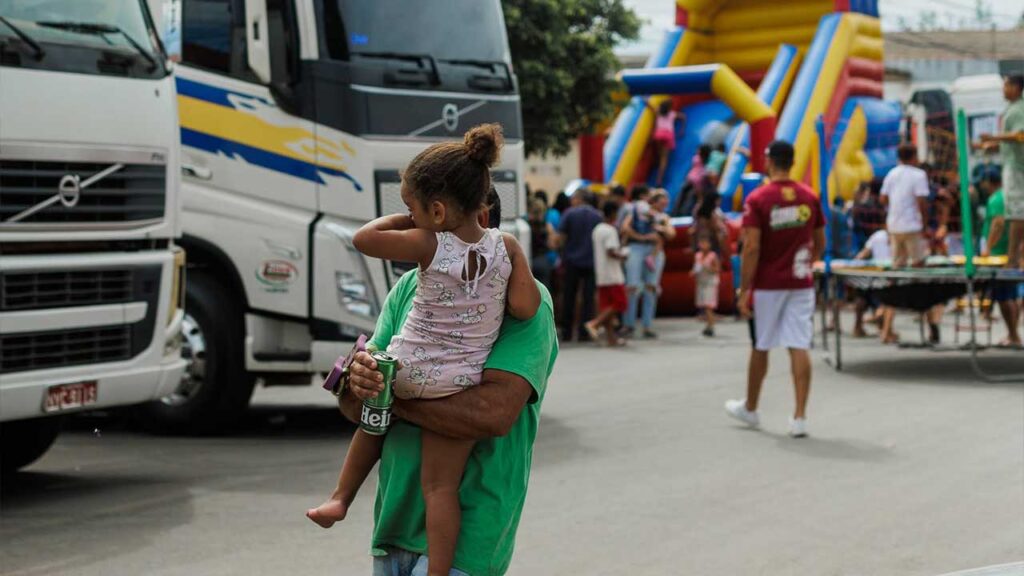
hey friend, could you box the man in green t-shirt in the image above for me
[979,168,1021,346]
[981,74,1024,269]
[337,198,559,576]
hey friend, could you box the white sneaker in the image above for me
[789,417,808,438]
[725,399,760,428]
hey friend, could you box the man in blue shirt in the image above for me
[557,188,603,341]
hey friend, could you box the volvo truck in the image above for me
[145,0,525,432]
[0,0,186,469]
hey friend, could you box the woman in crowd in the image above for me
[621,190,676,338]
[528,198,556,290]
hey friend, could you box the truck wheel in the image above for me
[137,270,255,434]
[1,417,62,474]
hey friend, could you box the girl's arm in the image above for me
[709,253,720,273]
[503,233,541,320]
[352,214,437,269]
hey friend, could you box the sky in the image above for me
[618,0,1024,54]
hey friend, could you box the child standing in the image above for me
[586,201,629,346]
[306,124,540,576]
[692,233,720,337]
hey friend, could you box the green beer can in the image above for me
[360,351,397,435]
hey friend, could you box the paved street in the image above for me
[2,313,1023,576]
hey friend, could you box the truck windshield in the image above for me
[0,0,165,77]
[332,0,508,63]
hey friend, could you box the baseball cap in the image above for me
[972,163,1002,186]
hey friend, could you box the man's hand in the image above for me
[347,350,392,400]
[737,289,752,318]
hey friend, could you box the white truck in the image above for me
[144,0,526,432]
[0,1,186,470]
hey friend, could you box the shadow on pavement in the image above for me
[62,403,355,441]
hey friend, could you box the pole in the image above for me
[955,108,976,278]
[816,115,833,351]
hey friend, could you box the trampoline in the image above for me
[811,109,1023,383]
[819,259,1024,382]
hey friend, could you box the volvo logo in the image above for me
[58,174,82,207]
[4,163,124,224]
[442,103,459,132]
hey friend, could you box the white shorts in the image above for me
[752,288,815,351]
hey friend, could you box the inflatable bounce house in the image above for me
[601,0,901,314]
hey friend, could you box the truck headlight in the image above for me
[169,245,186,325]
[337,271,376,318]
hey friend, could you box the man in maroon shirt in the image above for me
[726,141,825,438]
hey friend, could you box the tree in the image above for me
[502,0,640,157]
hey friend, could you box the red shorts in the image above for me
[598,284,628,313]
[653,129,676,150]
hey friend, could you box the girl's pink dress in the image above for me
[386,228,512,399]
[693,251,720,309]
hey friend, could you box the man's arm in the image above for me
[738,226,761,317]
[343,351,534,440]
[981,132,1024,143]
[392,369,534,440]
[984,215,1005,257]
[812,226,826,262]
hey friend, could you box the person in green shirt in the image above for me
[337,194,559,576]
[979,167,1021,346]
[981,74,1024,269]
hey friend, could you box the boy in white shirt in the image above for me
[586,201,629,346]
[881,144,931,267]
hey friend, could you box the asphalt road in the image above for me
[2,312,1023,576]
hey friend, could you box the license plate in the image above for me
[43,381,98,413]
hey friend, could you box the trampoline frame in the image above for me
[821,266,1024,383]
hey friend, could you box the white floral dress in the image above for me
[386,228,512,399]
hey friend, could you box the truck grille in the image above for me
[0,269,134,311]
[374,169,519,221]
[0,160,165,225]
[0,326,132,374]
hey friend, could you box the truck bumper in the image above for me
[0,249,186,422]
[0,352,186,422]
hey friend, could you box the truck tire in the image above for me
[136,270,255,434]
[1,417,62,474]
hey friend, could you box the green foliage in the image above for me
[502,0,640,157]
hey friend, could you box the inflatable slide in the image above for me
[601,0,900,314]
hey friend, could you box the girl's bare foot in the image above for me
[583,321,601,343]
[306,498,349,529]
[881,333,900,345]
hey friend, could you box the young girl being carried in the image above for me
[306,124,540,576]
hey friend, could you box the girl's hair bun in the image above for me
[463,123,503,167]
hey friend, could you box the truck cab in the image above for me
[0,0,186,469]
[147,0,525,431]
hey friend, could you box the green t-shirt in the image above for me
[983,189,1008,256]
[368,271,558,576]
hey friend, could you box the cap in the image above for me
[972,163,1002,186]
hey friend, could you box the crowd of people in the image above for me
[529,183,683,345]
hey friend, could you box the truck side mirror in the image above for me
[244,0,271,84]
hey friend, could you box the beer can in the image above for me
[360,351,397,435]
